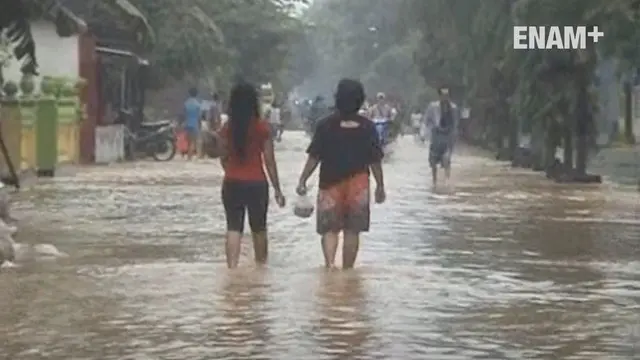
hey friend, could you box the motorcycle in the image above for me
[124,120,177,161]
[373,117,392,145]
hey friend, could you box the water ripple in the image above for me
[2,132,639,359]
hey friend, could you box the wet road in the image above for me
[2,132,639,359]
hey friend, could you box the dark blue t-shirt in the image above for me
[307,113,383,189]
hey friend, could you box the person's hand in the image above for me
[374,185,386,204]
[296,181,307,196]
[275,189,286,207]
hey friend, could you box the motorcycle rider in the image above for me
[368,93,394,119]
[368,92,394,144]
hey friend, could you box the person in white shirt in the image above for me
[410,107,423,140]
[423,86,459,186]
[268,100,282,141]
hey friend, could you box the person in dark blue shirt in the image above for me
[296,79,386,269]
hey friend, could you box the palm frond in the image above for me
[0,0,38,74]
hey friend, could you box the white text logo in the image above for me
[513,26,603,50]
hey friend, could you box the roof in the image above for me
[23,0,87,34]
[57,0,154,50]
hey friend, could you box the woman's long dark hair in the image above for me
[228,82,260,159]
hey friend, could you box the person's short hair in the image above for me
[188,87,198,97]
[335,78,365,115]
[376,92,385,99]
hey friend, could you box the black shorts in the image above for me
[221,180,269,233]
[429,132,452,167]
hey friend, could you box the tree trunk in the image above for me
[495,110,509,159]
[508,114,519,160]
[563,122,573,169]
[624,82,635,144]
[575,76,589,175]
[544,125,557,169]
[530,121,545,171]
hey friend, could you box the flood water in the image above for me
[1,132,639,359]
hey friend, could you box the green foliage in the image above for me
[299,0,429,105]
[404,0,640,134]
[129,0,309,93]
[298,0,639,168]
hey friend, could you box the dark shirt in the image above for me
[307,112,383,189]
[439,102,454,133]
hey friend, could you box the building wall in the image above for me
[3,20,79,89]
[4,20,98,164]
[78,32,98,163]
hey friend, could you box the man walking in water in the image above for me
[424,86,459,187]
[297,79,385,269]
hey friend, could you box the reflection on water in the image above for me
[216,270,273,359]
[312,270,375,359]
[2,133,639,359]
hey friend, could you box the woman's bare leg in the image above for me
[225,231,242,268]
[251,231,268,265]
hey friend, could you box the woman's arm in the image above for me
[263,135,282,192]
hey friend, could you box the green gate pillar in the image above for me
[19,98,37,171]
[0,97,22,184]
[35,96,58,176]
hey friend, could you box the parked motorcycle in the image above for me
[373,117,392,145]
[124,120,176,161]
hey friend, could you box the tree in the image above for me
[400,0,640,181]
[299,0,428,105]
[128,0,309,95]
[299,0,640,181]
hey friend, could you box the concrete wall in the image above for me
[3,20,79,90]
[94,125,125,164]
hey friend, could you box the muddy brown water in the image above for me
[1,132,639,359]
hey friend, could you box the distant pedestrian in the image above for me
[423,86,459,187]
[181,87,201,160]
[217,82,285,268]
[296,78,385,269]
[269,100,282,141]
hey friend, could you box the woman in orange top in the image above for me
[218,82,285,268]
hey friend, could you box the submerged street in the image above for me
[1,132,639,359]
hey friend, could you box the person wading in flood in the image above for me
[296,78,386,269]
[182,87,202,160]
[424,86,459,187]
[217,82,286,268]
